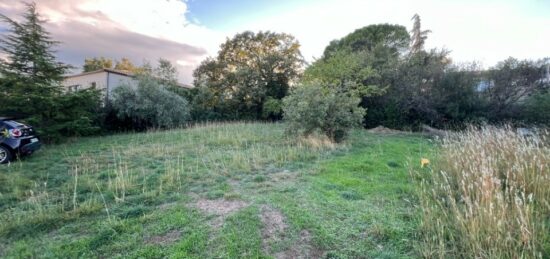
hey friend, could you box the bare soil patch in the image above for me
[144,230,182,245]
[275,230,324,259]
[195,199,249,216]
[270,170,296,182]
[260,205,288,252]
[194,199,249,229]
[367,126,405,134]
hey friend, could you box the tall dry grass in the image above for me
[417,126,550,258]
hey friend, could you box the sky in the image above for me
[0,0,549,84]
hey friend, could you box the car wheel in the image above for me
[0,145,12,164]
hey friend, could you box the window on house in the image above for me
[90,82,96,89]
[68,85,80,92]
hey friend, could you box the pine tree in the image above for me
[0,2,101,142]
[0,2,70,118]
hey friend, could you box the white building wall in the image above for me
[62,72,108,92]
[63,71,138,101]
[106,73,138,95]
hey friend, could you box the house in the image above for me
[62,68,192,102]
[62,68,138,101]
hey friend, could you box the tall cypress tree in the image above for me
[0,2,70,118]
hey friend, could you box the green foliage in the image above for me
[111,75,190,129]
[114,57,138,72]
[32,89,103,142]
[381,49,453,128]
[83,57,113,72]
[304,50,384,97]
[323,24,410,58]
[188,86,225,121]
[282,84,366,142]
[261,97,283,120]
[0,3,70,87]
[193,31,304,120]
[522,90,550,125]
[154,58,178,86]
[0,3,101,142]
[482,57,548,121]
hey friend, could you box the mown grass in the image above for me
[0,122,433,258]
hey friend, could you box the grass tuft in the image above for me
[416,126,550,258]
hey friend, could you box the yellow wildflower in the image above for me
[421,158,430,168]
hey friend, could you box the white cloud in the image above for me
[1,0,548,83]
[0,0,225,83]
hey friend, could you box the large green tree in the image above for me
[312,24,410,92]
[323,24,410,58]
[483,57,549,121]
[0,2,69,118]
[304,50,383,97]
[306,24,410,126]
[193,31,304,120]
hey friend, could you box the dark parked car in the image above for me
[0,117,41,164]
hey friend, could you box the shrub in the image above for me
[522,90,550,126]
[282,83,365,142]
[261,97,283,120]
[111,76,190,130]
[15,88,103,143]
[416,126,550,258]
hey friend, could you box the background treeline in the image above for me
[1,4,548,143]
[303,18,549,130]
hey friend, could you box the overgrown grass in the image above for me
[416,126,550,258]
[0,122,432,258]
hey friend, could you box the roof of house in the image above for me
[65,68,134,78]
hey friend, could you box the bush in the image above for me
[111,76,190,130]
[416,126,550,258]
[282,84,365,142]
[10,88,103,143]
[261,97,283,120]
[522,90,550,126]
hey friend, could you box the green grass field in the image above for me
[0,122,433,258]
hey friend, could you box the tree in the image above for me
[0,2,101,142]
[304,50,383,97]
[83,57,113,72]
[522,89,550,125]
[114,57,138,72]
[193,31,304,120]
[483,58,548,120]
[111,75,190,129]
[282,83,365,143]
[320,24,409,85]
[154,58,178,85]
[0,2,67,120]
[323,24,410,58]
[410,14,431,54]
[0,2,69,119]
[307,24,410,127]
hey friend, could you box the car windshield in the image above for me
[3,120,26,128]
